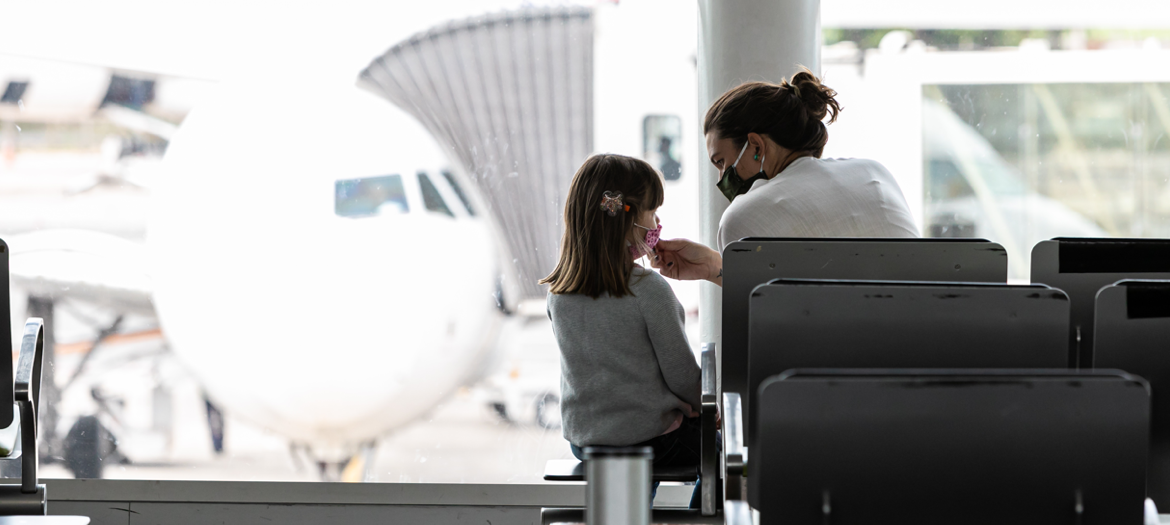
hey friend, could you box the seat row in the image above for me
[722,236,1170,524]
[545,236,1170,525]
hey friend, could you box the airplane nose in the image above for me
[151,215,499,444]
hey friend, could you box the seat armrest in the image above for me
[15,318,44,495]
[699,343,718,516]
[722,392,746,501]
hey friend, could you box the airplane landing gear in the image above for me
[63,415,118,479]
[204,397,225,454]
[302,441,377,482]
[315,461,345,482]
[490,402,509,422]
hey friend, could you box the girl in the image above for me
[541,153,711,506]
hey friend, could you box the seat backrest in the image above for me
[1095,280,1170,507]
[745,280,1070,477]
[0,240,14,428]
[0,238,48,513]
[753,369,1150,525]
[722,238,1006,407]
[1031,238,1170,369]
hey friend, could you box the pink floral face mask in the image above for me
[630,221,662,258]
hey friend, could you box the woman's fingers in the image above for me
[650,249,671,268]
[657,259,679,279]
[651,250,682,279]
[652,238,719,281]
[654,238,691,252]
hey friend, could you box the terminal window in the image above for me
[923,82,1170,277]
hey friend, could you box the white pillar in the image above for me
[695,0,821,370]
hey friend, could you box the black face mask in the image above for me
[716,141,766,203]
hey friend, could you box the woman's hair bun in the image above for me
[703,67,842,158]
[786,68,841,124]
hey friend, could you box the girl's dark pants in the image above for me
[570,416,705,509]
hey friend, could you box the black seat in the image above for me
[1095,280,1170,508]
[0,239,56,517]
[1031,237,1170,368]
[754,369,1150,525]
[743,279,1070,482]
[721,238,1008,432]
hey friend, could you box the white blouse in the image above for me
[717,156,919,250]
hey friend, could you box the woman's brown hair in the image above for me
[540,154,665,299]
[703,68,841,158]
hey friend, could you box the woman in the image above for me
[653,69,918,283]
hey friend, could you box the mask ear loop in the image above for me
[630,224,660,262]
[758,151,767,177]
[730,140,750,169]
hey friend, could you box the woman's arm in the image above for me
[651,238,723,287]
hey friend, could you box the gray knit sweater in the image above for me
[547,267,702,447]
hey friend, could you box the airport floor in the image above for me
[40,388,576,483]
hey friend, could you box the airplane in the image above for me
[149,74,507,475]
[0,53,209,192]
[4,72,508,478]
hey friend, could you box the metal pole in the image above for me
[695,0,821,390]
[584,446,652,525]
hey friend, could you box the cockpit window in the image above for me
[442,171,476,216]
[335,174,409,217]
[1,81,28,105]
[101,75,156,109]
[418,173,454,218]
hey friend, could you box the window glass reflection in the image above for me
[3,0,1168,486]
[643,115,683,181]
[923,82,1170,275]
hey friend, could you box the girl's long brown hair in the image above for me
[540,154,665,298]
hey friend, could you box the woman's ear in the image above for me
[746,132,766,161]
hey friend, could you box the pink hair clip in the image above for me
[600,191,629,216]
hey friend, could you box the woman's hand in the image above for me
[651,238,723,287]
